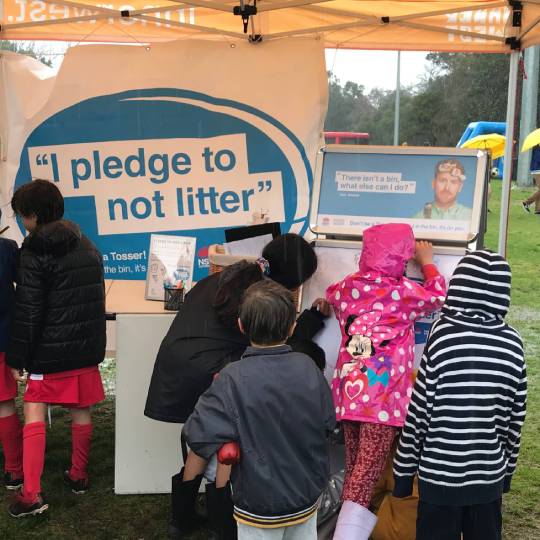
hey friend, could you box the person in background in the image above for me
[183,280,335,540]
[7,179,106,517]
[327,223,446,540]
[393,250,527,540]
[522,145,540,214]
[0,209,23,491]
[413,159,472,220]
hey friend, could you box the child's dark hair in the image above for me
[262,233,317,290]
[213,261,263,328]
[239,280,296,346]
[11,179,64,225]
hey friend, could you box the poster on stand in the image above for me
[145,234,196,301]
[300,242,464,383]
[311,146,488,243]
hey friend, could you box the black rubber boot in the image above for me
[206,482,238,540]
[168,468,204,539]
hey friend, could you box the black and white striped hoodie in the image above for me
[393,250,527,506]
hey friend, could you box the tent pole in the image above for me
[498,50,520,257]
[393,51,400,146]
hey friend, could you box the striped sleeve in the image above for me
[393,334,438,497]
[503,362,527,492]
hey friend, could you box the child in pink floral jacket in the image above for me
[327,223,446,540]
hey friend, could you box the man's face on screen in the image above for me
[432,171,463,209]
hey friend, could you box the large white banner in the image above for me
[0,38,327,280]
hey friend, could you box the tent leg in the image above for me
[498,51,520,257]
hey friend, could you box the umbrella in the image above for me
[461,133,506,159]
[521,128,540,152]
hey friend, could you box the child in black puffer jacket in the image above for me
[7,180,106,518]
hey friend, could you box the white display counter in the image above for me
[106,280,181,494]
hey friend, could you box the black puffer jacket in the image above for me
[7,220,106,374]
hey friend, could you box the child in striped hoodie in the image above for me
[393,250,527,540]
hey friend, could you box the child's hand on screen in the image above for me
[312,298,332,317]
[414,241,434,266]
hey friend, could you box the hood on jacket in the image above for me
[24,220,81,257]
[359,223,415,279]
[443,250,511,320]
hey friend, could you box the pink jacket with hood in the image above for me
[326,224,447,427]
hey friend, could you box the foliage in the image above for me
[325,53,513,146]
[0,41,52,67]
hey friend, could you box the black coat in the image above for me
[0,238,17,352]
[7,220,106,374]
[144,273,326,424]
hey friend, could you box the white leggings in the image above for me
[237,513,317,540]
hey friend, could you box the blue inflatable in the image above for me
[457,121,505,178]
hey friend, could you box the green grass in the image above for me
[1,181,538,539]
[484,181,540,539]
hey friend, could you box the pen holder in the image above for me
[164,286,184,311]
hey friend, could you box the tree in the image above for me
[0,41,53,67]
[325,73,375,133]
[326,53,513,147]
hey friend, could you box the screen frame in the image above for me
[310,145,488,244]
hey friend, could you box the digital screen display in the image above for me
[313,148,486,240]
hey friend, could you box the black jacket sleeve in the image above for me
[319,370,336,433]
[7,251,48,370]
[292,307,326,340]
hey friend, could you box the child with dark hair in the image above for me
[393,250,527,540]
[7,180,106,517]
[0,210,23,491]
[262,233,318,290]
[184,280,335,540]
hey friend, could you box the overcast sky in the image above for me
[38,42,431,92]
[325,49,431,91]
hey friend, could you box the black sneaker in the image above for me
[8,493,48,518]
[522,201,531,213]
[63,470,89,494]
[4,472,23,491]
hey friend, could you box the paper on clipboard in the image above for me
[145,234,196,301]
[224,234,273,257]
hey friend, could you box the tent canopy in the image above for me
[2,0,540,52]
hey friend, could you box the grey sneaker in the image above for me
[4,472,23,491]
[9,493,48,518]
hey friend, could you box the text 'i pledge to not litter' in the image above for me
[28,134,285,235]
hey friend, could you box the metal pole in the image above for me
[393,51,401,146]
[498,51,520,257]
[517,45,539,187]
